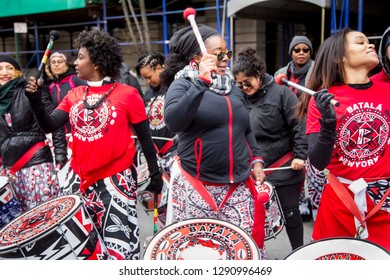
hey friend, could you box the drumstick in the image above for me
[275,74,340,107]
[35,30,60,80]
[131,135,174,141]
[153,192,158,235]
[42,163,61,195]
[263,166,292,172]
[183,8,208,56]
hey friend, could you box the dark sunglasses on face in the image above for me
[214,50,233,61]
[236,76,254,89]
[293,48,310,54]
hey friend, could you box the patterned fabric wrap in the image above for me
[10,162,60,212]
[167,161,267,259]
[305,160,327,208]
[62,166,140,260]
[168,160,254,234]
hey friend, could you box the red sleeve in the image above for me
[126,86,147,124]
[306,97,322,134]
[56,92,71,113]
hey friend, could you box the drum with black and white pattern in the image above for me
[0,194,108,259]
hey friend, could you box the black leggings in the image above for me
[274,182,304,250]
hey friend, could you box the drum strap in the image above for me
[177,159,238,211]
[154,140,173,157]
[328,173,390,236]
[264,152,293,175]
[9,141,47,175]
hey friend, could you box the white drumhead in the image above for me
[285,238,390,260]
[255,181,274,197]
[143,218,260,260]
[0,176,9,189]
[0,195,82,253]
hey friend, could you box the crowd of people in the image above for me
[0,22,389,260]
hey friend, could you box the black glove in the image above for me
[313,90,336,121]
[146,170,163,194]
[55,153,68,169]
[25,87,44,113]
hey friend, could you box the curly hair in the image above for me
[159,53,188,91]
[74,30,122,78]
[232,47,267,81]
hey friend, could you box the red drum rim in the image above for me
[143,218,260,260]
[284,237,390,260]
[0,195,82,253]
[0,176,9,188]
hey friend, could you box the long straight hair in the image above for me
[296,28,352,119]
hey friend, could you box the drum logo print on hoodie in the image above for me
[146,96,166,130]
[337,102,389,168]
[70,95,117,142]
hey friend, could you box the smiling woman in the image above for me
[0,54,67,214]
[163,24,267,258]
[24,30,163,260]
[298,28,390,252]
[232,47,308,252]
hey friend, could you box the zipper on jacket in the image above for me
[223,96,234,183]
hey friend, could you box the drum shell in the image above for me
[0,195,107,260]
[255,181,285,240]
[143,218,260,260]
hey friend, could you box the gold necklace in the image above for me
[83,82,116,110]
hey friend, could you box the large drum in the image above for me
[284,238,390,260]
[255,181,285,240]
[0,176,21,229]
[143,218,260,260]
[0,194,107,260]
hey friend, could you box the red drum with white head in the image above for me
[143,218,260,260]
[255,181,285,240]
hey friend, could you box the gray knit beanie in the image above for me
[289,36,313,56]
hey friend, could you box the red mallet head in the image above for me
[257,191,270,204]
[275,73,288,86]
[183,7,196,20]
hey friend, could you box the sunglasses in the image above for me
[214,50,233,61]
[293,48,310,54]
[236,76,254,89]
[50,59,65,65]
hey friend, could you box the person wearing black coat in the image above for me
[233,48,308,251]
[117,62,143,97]
[0,54,67,212]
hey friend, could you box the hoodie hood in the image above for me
[379,26,390,76]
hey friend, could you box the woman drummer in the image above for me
[163,25,267,256]
[0,55,67,212]
[232,48,308,251]
[297,28,390,251]
[25,30,162,260]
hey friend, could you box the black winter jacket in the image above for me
[244,74,308,186]
[47,69,86,134]
[164,78,262,184]
[0,78,67,169]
